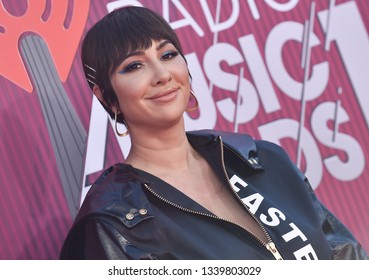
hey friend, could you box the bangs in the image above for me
[98,7,183,75]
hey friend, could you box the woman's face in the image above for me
[109,39,191,131]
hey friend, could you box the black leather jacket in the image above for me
[60,130,368,259]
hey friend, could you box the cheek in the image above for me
[110,76,151,118]
[111,76,142,103]
[174,60,191,85]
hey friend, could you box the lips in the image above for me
[147,88,179,103]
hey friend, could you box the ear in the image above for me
[92,85,118,114]
[92,85,105,105]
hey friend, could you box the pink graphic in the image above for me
[0,0,90,92]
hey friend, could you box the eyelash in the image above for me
[162,50,179,60]
[119,50,179,74]
[119,62,141,74]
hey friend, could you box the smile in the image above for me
[147,88,179,103]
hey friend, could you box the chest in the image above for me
[161,170,270,244]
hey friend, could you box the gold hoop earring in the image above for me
[114,110,129,137]
[186,90,199,112]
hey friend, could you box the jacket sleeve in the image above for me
[61,215,159,260]
[82,218,132,259]
[60,217,131,260]
[304,178,369,260]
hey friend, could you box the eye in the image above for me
[119,62,142,74]
[161,51,179,61]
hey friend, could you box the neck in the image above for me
[125,122,197,173]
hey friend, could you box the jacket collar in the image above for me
[187,129,264,172]
[129,130,264,217]
[76,130,264,227]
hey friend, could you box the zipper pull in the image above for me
[265,242,284,260]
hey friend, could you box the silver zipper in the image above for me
[218,136,283,260]
[143,135,284,260]
[265,242,283,260]
[144,182,283,260]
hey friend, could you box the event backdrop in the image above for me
[0,0,368,259]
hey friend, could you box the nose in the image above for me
[151,61,172,86]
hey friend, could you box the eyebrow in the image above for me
[156,40,171,50]
[124,40,172,60]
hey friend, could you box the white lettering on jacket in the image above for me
[229,174,318,260]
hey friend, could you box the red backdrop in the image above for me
[0,0,368,259]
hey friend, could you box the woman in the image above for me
[60,6,368,260]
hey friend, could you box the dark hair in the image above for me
[81,6,186,123]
